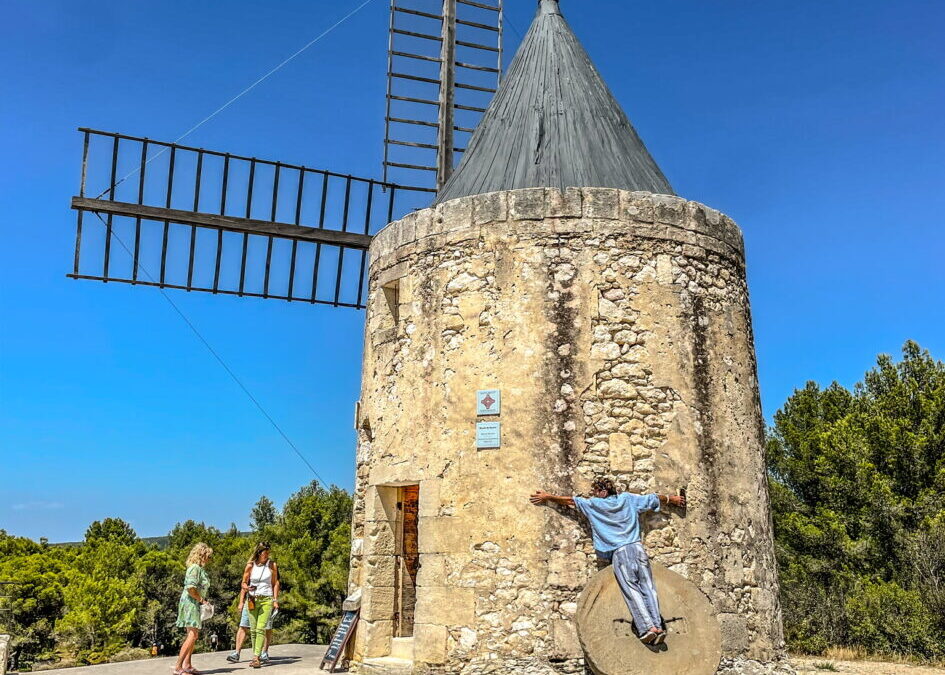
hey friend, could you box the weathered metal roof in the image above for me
[435,0,673,204]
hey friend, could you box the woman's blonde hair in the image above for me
[186,542,213,566]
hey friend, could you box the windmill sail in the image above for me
[69,129,429,308]
[383,0,503,192]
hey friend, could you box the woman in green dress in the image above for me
[174,542,213,675]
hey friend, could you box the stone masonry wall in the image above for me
[348,188,786,673]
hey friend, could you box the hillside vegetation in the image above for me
[768,341,945,660]
[0,483,350,671]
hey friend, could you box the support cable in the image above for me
[90,211,328,485]
[93,0,378,200]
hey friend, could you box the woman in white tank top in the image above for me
[240,542,280,668]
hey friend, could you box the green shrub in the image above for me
[845,579,940,659]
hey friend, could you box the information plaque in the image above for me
[476,421,501,449]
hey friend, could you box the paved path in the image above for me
[25,645,328,675]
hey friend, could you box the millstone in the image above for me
[575,562,722,675]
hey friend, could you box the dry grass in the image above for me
[822,646,945,667]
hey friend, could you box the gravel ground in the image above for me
[794,656,945,674]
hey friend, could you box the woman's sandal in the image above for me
[184,668,202,674]
[654,629,667,645]
[249,657,262,669]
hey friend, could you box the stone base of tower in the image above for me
[347,188,788,675]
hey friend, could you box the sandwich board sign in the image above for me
[320,609,359,672]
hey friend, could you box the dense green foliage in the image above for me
[768,341,945,660]
[0,482,351,671]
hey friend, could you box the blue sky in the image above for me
[2,0,943,542]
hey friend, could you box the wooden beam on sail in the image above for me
[436,0,457,192]
[71,197,374,250]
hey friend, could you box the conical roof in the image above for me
[435,0,673,204]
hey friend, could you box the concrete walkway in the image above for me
[24,645,329,675]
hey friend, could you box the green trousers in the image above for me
[248,596,273,656]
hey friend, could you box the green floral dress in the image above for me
[176,563,210,628]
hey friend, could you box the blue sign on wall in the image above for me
[476,389,501,416]
[476,421,501,449]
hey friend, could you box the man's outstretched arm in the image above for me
[530,490,575,507]
[657,494,686,508]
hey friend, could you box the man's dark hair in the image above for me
[591,478,617,496]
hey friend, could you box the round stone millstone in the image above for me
[575,562,722,675]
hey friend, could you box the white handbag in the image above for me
[200,603,215,622]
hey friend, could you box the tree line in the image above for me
[0,483,351,671]
[768,340,945,660]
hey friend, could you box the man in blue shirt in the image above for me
[530,478,685,645]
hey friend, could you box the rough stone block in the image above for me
[590,342,620,360]
[413,208,435,240]
[419,478,442,518]
[548,552,587,589]
[366,520,397,555]
[416,554,446,587]
[363,555,396,587]
[718,613,750,652]
[418,516,465,553]
[551,618,582,659]
[684,199,707,228]
[598,295,622,321]
[583,188,619,219]
[656,254,673,284]
[415,587,476,625]
[350,537,364,557]
[436,196,473,230]
[683,244,706,259]
[608,432,634,472]
[394,215,417,250]
[362,586,396,622]
[364,486,396,522]
[545,187,582,218]
[357,619,394,659]
[414,623,449,664]
[598,379,638,399]
[649,193,686,225]
[621,190,656,223]
[508,188,546,220]
[472,191,508,225]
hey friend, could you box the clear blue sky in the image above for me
[2,0,943,542]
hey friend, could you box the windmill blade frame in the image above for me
[383,0,503,192]
[69,129,430,308]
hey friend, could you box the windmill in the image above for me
[68,0,504,308]
[68,1,789,672]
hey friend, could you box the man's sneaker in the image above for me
[260,652,270,663]
[225,652,240,663]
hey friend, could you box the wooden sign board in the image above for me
[320,609,359,672]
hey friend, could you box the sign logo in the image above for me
[476,389,501,416]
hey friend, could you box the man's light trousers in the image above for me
[612,541,662,637]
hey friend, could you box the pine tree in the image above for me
[250,496,278,533]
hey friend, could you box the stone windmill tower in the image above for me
[347,0,786,673]
[63,0,784,671]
